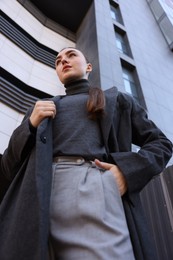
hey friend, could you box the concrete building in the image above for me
[0,0,173,165]
[1,0,173,258]
[1,0,173,164]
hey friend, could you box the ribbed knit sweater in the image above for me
[52,79,106,161]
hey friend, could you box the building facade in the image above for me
[1,0,173,164]
[0,0,173,258]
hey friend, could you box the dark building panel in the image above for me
[141,166,173,260]
[76,2,100,87]
[30,0,93,32]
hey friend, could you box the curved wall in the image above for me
[0,0,75,153]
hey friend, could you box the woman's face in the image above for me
[55,48,92,84]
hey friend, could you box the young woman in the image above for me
[0,47,172,260]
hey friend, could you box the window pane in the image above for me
[124,79,132,94]
[122,68,134,81]
[129,82,138,99]
[110,5,123,24]
[115,32,129,55]
[110,9,116,20]
[122,68,138,99]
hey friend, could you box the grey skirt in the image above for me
[49,157,135,260]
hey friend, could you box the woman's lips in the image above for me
[62,65,72,72]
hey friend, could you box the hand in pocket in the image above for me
[94,159,127,196]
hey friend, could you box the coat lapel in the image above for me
[100,87,119,153]
[37,95,61,139]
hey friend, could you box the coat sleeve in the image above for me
[0,108,36,181]
[109,94,173,193]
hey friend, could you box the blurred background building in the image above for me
[0,0,173,259]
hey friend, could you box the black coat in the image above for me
[0,87,172,260]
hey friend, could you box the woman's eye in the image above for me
[55,60,60,66]
[69,53,76,57]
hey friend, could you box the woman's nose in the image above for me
[61,58,68,65]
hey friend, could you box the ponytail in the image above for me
[87,87,105,120]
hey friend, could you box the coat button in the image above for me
[40,136,47,143]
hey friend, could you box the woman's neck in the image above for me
[65,79,90,95]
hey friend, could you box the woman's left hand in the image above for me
[94,159,127,196]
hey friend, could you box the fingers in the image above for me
[94,159,127,196]
[94,159,114,170]
[37,101,56,118]
[30,100,56,127]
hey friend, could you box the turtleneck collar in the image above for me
[65,79,90,95]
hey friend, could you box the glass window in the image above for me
[122,67,139,100]
[115,31,129,55]
[110,5,123,24]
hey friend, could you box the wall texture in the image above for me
[0,0,75,153]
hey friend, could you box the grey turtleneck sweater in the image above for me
[52,79,106,161]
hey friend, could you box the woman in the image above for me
[0,47,172,260]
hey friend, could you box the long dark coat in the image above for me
[0,87,172,260]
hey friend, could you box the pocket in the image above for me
[100,169,125,212]
[101,169,121,196]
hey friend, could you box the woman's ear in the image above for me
[86,63,92,73]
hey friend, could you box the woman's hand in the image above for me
[30,101,56,128]
[94,159,127,196]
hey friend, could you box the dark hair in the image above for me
[58,47,106,119]
[87,87,105,120]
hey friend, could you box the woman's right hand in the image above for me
[29,100,56,128]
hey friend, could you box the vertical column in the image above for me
[94,0,124,90]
